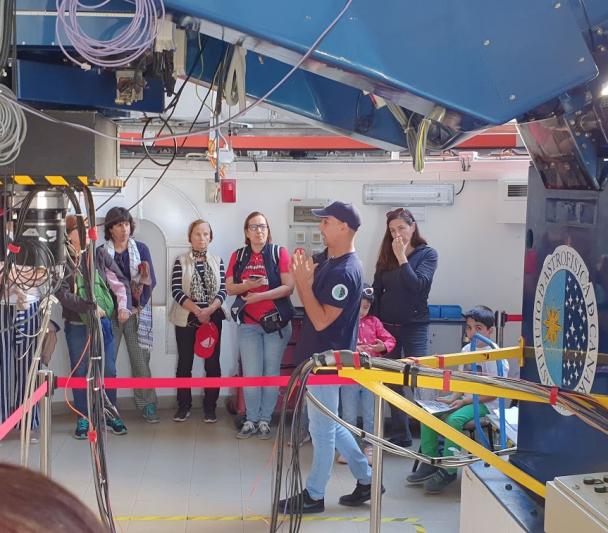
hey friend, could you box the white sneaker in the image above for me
[236,420,258,439]
[257,421,272,440]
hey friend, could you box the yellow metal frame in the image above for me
[320,342,608,498]
[358,378,546,497]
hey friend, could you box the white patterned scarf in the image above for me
[189,250,217,304]
[105,238,153,350]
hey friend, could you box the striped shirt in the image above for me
[171,258,227,307]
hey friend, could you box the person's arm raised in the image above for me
[291,253,342,332]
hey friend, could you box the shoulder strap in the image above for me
[272,244,280,265]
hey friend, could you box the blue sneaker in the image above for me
[142,404,160,424]
[74,417,89,440]
[107,417,128,436]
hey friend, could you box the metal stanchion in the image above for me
[38,369,54,477]
[369,394,384,533]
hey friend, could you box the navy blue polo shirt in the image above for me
[295,251,363,361]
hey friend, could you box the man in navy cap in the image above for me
[279,201,375,513]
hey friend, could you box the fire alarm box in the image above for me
[220,179,236,203]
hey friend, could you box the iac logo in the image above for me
[533,245,598,415]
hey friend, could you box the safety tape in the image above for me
[0,175,125,188]
[0,381,48,440]
[0,175,90,186]
[334,351,343,370]
[550,386,558,405]
[442,370,452,392]
[56,375,354,389]
[115,514,424,527]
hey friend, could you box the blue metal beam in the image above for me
[14,59,164,113]
[186,35,407,151]
[167,0,598,125]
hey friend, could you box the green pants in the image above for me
[420,403,489,474]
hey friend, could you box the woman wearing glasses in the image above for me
[372,207,438,447]
[226,212,294,440]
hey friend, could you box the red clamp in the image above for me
[437,355,446,369]
[7,243,20,254]
[87,429,97,443]
[549,386,558,405]
[333,351,343,370]
[87,227,98,241]
[442,370,452,392]
[352,351,361,369]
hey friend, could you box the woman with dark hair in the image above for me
[226,211,294,439]
[372,207,438,446]
[100,206,159,423]
[169,219,227,423]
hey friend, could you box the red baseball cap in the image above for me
[194,322,219,358]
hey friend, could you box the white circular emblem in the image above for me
[533,245,598,415]
[331,284,348,301]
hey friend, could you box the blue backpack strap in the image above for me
[233,246,248,282]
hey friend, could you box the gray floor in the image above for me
[0,409,460,533]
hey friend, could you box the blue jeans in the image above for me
[238,322,291,423]
[340,384,375,435]
[306,385,372,500]
[384,322,429,442]
[65,318,117,416]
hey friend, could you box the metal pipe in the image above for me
[369,394,384,533]
[38,369,54,476]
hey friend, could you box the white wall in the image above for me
[48,157,530,407]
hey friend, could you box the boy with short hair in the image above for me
[406,305,508,493]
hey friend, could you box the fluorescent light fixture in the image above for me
[362,183,454,206]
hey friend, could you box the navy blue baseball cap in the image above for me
[311,201,361,231]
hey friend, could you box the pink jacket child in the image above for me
[356,315,396,356]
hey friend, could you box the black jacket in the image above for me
[371,245,438,325]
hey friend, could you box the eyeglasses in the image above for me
[362,287,374,296]
[386,207,414,223]
[247,224,268,232]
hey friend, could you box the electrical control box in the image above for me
[545,472,608,532]
[287,198,329,256]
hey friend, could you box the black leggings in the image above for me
[383,322,429,441]
[175,310,223,411]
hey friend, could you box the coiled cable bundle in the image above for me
[0,86,27,165]
[55,0,165,69]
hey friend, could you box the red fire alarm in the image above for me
[220,179,236,203]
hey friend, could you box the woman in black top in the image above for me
[372,208,438,446]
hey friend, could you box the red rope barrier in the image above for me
[504,314,523,322]
[56,375,353,389]
[0,381,48,441]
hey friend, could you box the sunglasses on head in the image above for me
[386,207,414,223]
[362,287,374,296]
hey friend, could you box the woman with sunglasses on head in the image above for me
[371,208,438,447]
[169,219,228,424]
[226,212,294,440]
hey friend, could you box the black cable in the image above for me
[119,47,227,217]
[97,37,217,226]
[140,115,177,167]
[455,180,466,196]
[270,358,315,533]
